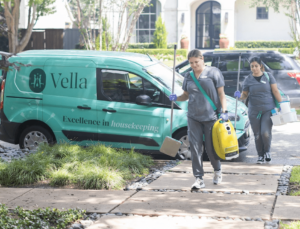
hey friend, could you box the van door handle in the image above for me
[102,109,116,113]
[77,106,91,110]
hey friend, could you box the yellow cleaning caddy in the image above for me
[212,119,239,160]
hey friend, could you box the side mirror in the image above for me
[136,95,152,106]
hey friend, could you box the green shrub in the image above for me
[278,48,295,54]
[235,41,295,48]
[0,143,153,189]
[153,16,168,48]
[216,48,294,54]
[127,42,177,49]
[126,49,188,57]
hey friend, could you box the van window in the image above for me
[100,70,163,103]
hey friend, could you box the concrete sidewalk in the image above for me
[1,162,298,229]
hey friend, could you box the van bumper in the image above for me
[238,121,250,152]
[0,111,20,144]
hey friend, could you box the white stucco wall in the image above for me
[234,0,292,41]
[19,0,73,29]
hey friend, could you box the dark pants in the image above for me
[249,110,273,157]
[188,118,221,178]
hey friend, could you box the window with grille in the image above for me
[135,0,160,43]
[257,7,268,20]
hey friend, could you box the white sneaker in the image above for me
[213,170,222,185]
[191,178,205,189]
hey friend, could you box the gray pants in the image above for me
[188,118,221,179]
[249,110,273,156]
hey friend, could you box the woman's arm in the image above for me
[177,91,189,101]
[239,91,249,101]
[217,87,227,112]
[271,84,282,102]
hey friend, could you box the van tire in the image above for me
[19,126,55,150]
[173,129,209,161]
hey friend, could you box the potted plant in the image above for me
[219,34,229,49]
[180,34,189,49]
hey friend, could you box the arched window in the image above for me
[135,0,161,43]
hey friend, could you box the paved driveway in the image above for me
[234,122,300,165]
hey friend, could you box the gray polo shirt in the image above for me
[182,66,225,122]
[242,72,276,112]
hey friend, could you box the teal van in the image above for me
[0,50,250,159]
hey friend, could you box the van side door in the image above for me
[43,59,98,144]
[96,68,164,151]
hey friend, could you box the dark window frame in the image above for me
[135,0,160,43]
[256,7,268,20]
[96,68,174,107]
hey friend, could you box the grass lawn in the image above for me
[0,143,154,189]
[289,166,300,196]
[280,221,300,229]
[297,109,300,115]
[0,204,85,229]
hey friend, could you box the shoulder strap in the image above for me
[190,71,217,111]
[263,72,270,81]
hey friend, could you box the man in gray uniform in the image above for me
[169,49,228,189]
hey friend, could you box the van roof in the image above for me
[16,50,157,67]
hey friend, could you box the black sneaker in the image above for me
[265,152,272,163]
[257,156,265,164]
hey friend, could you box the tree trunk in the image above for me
[121,3,147,51]
[98,0,103,51]
[4,0,36,53]
[112,0,128,51]
[16,4,36,53]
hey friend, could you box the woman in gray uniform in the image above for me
[234,57,282,164]
[169,49,228,189]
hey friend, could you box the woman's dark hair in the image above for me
[249,56,265,72]
[187,49,203,60]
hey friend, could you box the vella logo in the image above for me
[51,73,87,89]
[29,69,46,93]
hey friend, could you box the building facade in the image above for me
[19,0,292,50]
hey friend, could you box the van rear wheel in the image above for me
[173,129,209,161]
[19,126,54,151]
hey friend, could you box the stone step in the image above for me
[5,188,136,213]
[169,162,283,175]
[144,172,278,193]
[273,196,300,220]
[87,216,265,229]
[112,191,274,220]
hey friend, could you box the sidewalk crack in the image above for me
[108,190,139,213]
[6,188,34,204]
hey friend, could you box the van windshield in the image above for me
[145,62,184,95]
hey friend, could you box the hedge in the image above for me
[127,43,177,49]
[126,49,188,56]
[216,48,295,54]
[235,41,295,48]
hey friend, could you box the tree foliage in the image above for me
[153,16,167,49]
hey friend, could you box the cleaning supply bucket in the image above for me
[281,110,298,123]
[280,101,291,114]
[271,114,286,126]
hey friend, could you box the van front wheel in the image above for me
[19,126,54,151]
[174,129,209,161]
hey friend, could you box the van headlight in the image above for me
[228,112,240,122]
